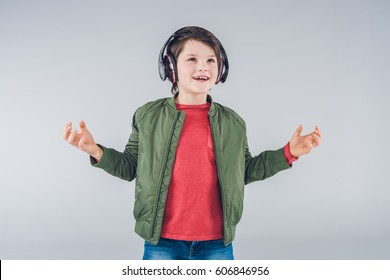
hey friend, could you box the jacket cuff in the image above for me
[90,144,116,170]
[269,147,292,172]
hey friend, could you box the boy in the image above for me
[63,26,322,260]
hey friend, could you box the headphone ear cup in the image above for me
[215,58,225,84]
[165,54,177,83]
[162,55,169,81]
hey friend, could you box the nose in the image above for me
[197,60,208,72]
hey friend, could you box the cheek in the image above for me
[179,69,198,83]
[211,64,218,75]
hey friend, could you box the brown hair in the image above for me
[167,26,222,95]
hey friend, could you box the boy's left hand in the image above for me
[289,125,322,158]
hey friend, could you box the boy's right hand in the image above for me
[63,121,103,161]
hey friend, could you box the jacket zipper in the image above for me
[209,114,227,245]
[149,110,181,239]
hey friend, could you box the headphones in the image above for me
[158,27,229,84]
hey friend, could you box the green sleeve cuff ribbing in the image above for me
[90,144,116,171]
[269,147,292,174]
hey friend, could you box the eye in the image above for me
[208,58,216,63]
[188,57,197,62]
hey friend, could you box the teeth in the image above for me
[194,76,209,80]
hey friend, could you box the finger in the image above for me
[311,133,322,146]
[63,122,72,140]
[313,131,322,142]
[312,133,321,147]
[79,134,86,149]
[79,120,86,131]
[304,138,314,150]
[293,124,304,137]
[67,130,76,144]
[311,129,322,139]
[306,133,320,148]
[315,126,323,139]
[63,126,71,140]
[68,129,79,146]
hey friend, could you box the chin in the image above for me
[194,86,213,94]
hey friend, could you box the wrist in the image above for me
[91,145,103,161]
[284,142,299,165]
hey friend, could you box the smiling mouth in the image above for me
[193,76,210,81]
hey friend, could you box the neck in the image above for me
[175,92,208,105]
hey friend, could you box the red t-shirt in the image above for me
[160,103,224,241]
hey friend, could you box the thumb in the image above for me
[293,124,303,137]
[79,120,87,131]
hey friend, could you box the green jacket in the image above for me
[93,95,291,245]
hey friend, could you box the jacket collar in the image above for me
[167,94,217,115]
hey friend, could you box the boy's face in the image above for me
[176,40,218,98]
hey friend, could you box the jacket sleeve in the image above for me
[90,111,139,182]
[244,136,291,185]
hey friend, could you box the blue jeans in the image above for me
[142,238,234,260]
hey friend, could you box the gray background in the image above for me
[1,0,389,259]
